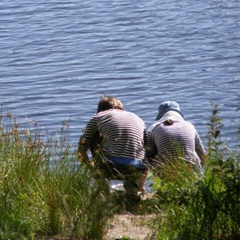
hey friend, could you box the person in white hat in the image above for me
[146,101,206,170]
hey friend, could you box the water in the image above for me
[1,0,239,149]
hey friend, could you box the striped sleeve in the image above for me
[78,115,98,154]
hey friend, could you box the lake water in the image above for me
[1,0,239,150]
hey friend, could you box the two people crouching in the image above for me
[77,96,206,211]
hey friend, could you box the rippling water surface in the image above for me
[1,0,239,148]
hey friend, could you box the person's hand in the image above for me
[90,160,95,167]
[77,151,89,164]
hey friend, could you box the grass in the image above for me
[0,111,115,240]
[0,101,239,240]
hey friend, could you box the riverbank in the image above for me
[36,213,157,240]
[104,213,157,240]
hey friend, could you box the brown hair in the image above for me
[97,95,124,113]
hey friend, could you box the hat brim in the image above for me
[156,109,184,121]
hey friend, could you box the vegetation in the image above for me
[0,111,115,240]
[0,102,239,240]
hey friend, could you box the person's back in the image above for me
[149,118,204,167]
[146,101,206,170]
[92,109,145,160]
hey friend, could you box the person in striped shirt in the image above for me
[77,95,148,210]
[146,101,206,171]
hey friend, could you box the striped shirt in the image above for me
[146,116,206,168]
[78,109,146,160]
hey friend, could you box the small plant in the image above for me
[115,236,134,240]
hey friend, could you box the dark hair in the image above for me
[97,95,124,113]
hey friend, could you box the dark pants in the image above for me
[95,159,148,211]
[90,142,148,210]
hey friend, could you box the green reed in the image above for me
[0,110,114,240]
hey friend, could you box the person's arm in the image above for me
[77,148,89,165]
[145,127,158,165]
[195,132,206,166]
[77,116,98,165]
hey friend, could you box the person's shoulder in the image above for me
[123,110,145,123]
[182,120,198,131]
[89,111,109,121]
[123,110,140,117]
[147,121,161,132]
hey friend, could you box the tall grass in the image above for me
[1,102,239,240]
[0,111,115,240]
[150,102,240,240]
